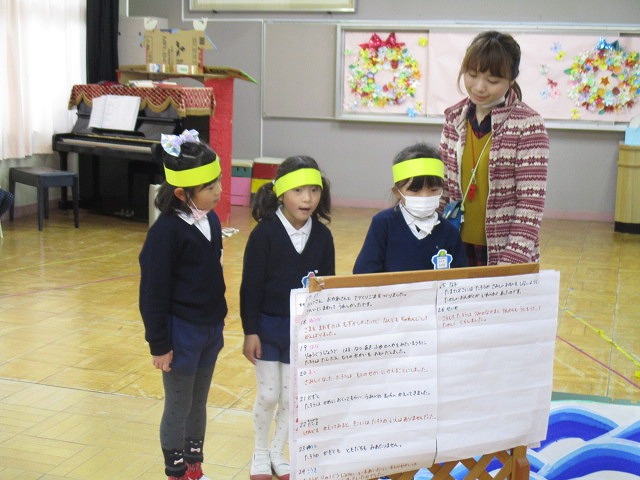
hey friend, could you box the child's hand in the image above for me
[243,334,262,364]
[152,351,173,372]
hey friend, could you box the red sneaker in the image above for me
[186,462,210,480]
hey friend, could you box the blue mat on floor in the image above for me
[413,396,640,480]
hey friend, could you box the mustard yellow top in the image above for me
[461,125,491,245]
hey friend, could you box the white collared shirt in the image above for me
[399,205,439,240]
[177,209,211,241]
[276,207,312,253]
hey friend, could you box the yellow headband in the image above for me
[392,157,444,183]
[273,168,323,197]
[164,156,221,187]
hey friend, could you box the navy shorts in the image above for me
[257,313,290,364]
[169,315,224,374]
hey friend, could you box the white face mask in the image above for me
[189,200,209,221]
[400,192,440,219]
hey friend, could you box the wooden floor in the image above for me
[0,205,639,479]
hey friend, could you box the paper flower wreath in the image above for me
[347,32,421,109]
[565,38,640,115]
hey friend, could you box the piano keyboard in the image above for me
[59,137,154,153]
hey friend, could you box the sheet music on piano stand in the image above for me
[88,95,141,131]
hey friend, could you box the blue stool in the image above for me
[9,166,79,231]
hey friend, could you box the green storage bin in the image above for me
[232,159,253,178]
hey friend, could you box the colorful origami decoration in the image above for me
[347,32,422,110]
[565,38,640,115]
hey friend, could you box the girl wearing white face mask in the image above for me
[353,143,467,274]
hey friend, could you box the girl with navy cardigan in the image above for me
[240,156,335,480]
[139,130,226,480]
[354,143,467,274]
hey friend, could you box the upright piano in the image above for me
[53,84,214,221]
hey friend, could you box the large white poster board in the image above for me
[290,270,560,480]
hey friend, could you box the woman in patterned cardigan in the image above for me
[439,31,549,266]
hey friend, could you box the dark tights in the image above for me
[160,366,214,476]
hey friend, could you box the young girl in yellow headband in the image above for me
[139,130,226,480]
[354,142,467,273]
[240,155,335,480]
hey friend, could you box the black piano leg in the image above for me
[128,160,163,220]
[92,155,101,202]
[58,152,71,209]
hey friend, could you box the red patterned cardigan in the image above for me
[439,89,550,265]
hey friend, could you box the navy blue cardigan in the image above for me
[353,207,467,274]
[139,212,227,355]
[240,216,335,335]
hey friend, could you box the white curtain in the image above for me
[0,0,86,160]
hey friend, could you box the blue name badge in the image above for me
[431,249,453,270]
[301,270,318,288]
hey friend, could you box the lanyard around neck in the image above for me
[462,135,491,204]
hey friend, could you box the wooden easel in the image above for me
[309,264,538,292]
[309,263,539,480]
[383,445,529,480]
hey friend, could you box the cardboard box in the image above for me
[144,29,213,74]
[118,17,168,67]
